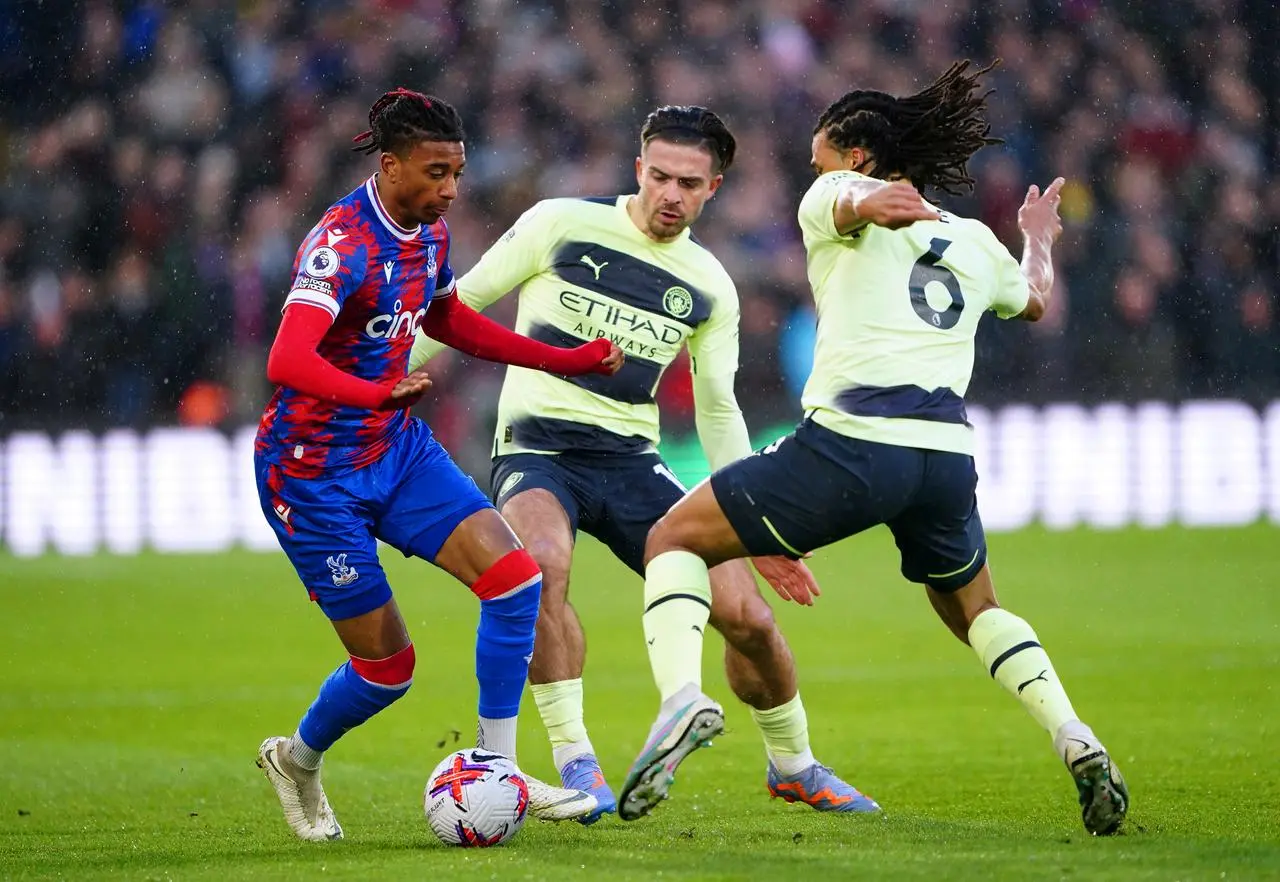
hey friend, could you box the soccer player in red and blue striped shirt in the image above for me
[253,88,622,840]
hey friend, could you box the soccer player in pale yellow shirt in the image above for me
[620,63,1129,837]
[412,106,871,822]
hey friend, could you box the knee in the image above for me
[473,550,543,621]
[715,593,778,653]
[522,537,572,599]
[643,514,679,566]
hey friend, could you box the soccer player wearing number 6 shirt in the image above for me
[253,88,622,841]
[411,105,872,823]
[619,63,1129,836]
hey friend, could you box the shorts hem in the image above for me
[912,546,988,593]
[318,583,394,622]
[401,498,494,562]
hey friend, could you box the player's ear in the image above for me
[707,174,724,198]
[634,156,644,185]
[380,150,400,183]
[847,147,866,172]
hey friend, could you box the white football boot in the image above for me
[618,682,724,821]
[1054,723,1129,836]
[256,736,344,841]
[523,774,600,822]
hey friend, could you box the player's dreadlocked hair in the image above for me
[814,60,1003,195]
[352,87,465,156]
[641,105,737,174]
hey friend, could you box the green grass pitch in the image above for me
[2,525,1278,880]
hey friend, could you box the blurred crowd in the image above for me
[0,0,1276,468]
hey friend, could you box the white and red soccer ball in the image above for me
[424,748,529,847]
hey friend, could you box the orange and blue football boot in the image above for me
[559,754,617,825]
[767,762,881,813]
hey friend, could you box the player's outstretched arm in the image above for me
[420,293,623,376]
[834,179,940,235]
[1015,177,1065,322]
[409,285,511,372]
[267,305,426,410]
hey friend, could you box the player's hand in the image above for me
[597,341,624,375]
[1018,176,1065,244]
[385,367,433,408]
[752,555,822,606]
[855,181,940,229]
[566,338,624,376]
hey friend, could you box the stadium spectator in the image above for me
[0,0,1275,447]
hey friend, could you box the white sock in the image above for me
[552,742,596,772]
[1053,720,1098,758]
[477,716,518,759]
[286,731,322,771]
[770,747,816,777]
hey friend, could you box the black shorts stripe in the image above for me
[552,241,712,328]
[528,322,661,404]
[834,384,970,425]
[988,640,1042,677]
[644,592,712,614]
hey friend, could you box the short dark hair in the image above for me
[352,87,465,156]
[640,105,736,175]
[814,60,1003,195]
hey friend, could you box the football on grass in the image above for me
[424,748,529,847]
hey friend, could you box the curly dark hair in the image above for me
[814,61,1003,195]
[640,105,737,174]
[351,87,465,156]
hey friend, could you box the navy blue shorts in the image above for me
[255,417,493,620]
[490,451,687,576]
[710,419,987,592]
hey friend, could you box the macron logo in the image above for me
[384,260,395,283]
[327,229,348,247]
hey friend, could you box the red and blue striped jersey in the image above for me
[256,176,456,478]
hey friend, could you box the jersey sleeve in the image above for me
[408,280,512,371]
[455,200,562,306]
[797,171,866,243]
[687,274,750,469]
[282,226,370,320]
[408,202,561,372]
[986,225,1032,319]
[686,273,741,381]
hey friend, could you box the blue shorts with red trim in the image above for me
[255,417,492,620]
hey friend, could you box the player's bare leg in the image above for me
[928,565,1129,835]
[499,488,616,823]
[258,599,412,842]
[710,556,878,813]
[710,560,796,709]
[619,481,873,818]
[430,506,598,822]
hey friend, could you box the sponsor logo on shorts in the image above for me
[498,471,525,498]
[326,553,359,587]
